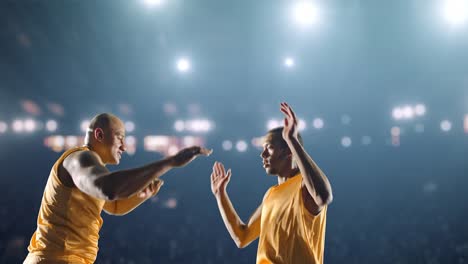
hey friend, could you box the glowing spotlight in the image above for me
[341,137,352,148]
[126,136,136,146]
[392,107,403,120]
[176,58,191,72]
[125,121,135,133]
[168,145,179,156]
[12,120,24,133]
[442,0,468,26]
[284,57,295,68]
[164,198,178,209]
[267,119,281,130]
[293,1,319,27]
[414,104,426,116]
[0,121,7,133]
[143,0,163,7]
[222,140,233,151]
[298,119,307,131]
[401,106,414,119]
[236,140,248,152]
[24,119,36,132]
[65,136,79,148]
[174,120,185,132]
[125,136,137,156]
[440,120,452,132]
[45,120,58,132]
[186,119,212,133]
[81,120,90,132]
[312,118,324,129]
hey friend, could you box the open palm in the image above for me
[211,161,231,196]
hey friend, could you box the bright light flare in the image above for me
[46,120,58,132]
[222,140,233,151]
[284,57,295,68]
[341,137,352,148]
[312,118,324,129]
[442,0,468,26]
[0,121,7,133]
[236,140,248,152]
[176,58,191,72]
[293,1,319,27]
[440,120,452,132]
[143,0,163,7]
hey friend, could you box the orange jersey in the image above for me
[257,174,328,264]
[26,146,105,264]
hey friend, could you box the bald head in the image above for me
[85,113,124,144]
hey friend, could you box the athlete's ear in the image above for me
[280,148,292,160]
[94,128,104,142]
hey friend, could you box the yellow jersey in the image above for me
[257,173,328,264]
[26,146,105,264]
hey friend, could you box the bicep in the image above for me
[301,185,323,216]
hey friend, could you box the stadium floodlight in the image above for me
[236,140,248,152]
[440,120,452,132]
[341,136,352,148]
[176,58,191,72]
[414,104,426,116]
[293,1,320,27]
[284,57,295,68]
[12,120,24,133]
[143,0,163,7]
[442,0,468,26]
[0,121,7,133]
[125,121,135,133]
[267,119,281,130]
[222,140,233,151]
[312,118,324,129]
[46,120,58,132]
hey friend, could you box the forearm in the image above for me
[287,138,333,205]
[97,157,173,200]
[215,191,249,247]
[105,194,149,215]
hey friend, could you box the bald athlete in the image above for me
[24,113,212,264]
[211,103,333,264]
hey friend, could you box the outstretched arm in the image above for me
[211,161,262,248]
[103,179,164,215]
[280,102,333,214]
[64,146,212,201]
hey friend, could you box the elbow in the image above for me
[96,181,118,201]
[235,239,248,249]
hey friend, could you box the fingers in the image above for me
[280,102,298,125]
[199,147,213,156]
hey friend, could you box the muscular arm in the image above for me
[64,146,210,201]
[288,137,333,213]
[103,180,163,215]
[281,102,333,214]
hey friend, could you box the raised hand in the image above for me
[137,179,164,199]
[211,161,232,196]
[171,146,213,167]
[280,102,299,142]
